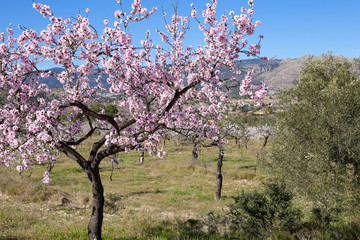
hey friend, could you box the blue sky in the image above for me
[0,0,359,61]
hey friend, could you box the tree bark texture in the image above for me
[192,142,198,161]
[215,145,224,200]
[139,149,145,165]
[351,162,358,180]
[87,166,105,240]
[244,136,249,149]
[262,135,269,149]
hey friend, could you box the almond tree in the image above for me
[171,120,237,200]
[207,121,236,200]
[0,0,267,239]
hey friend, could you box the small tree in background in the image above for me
[227,114,252,158]
[0,0,267,239]
[170,118,237,200]
[258,122,274,150]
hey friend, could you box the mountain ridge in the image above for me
[40,54,351,95]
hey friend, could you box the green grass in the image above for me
[0,138,268,239]
[1,138,359,239]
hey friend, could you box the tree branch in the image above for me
[65,116,97,145]
[65,127,97,145]
[57,141,88,170]
[72,101,121,133]
[88,135,107,164]
[165,81,197,112]
[93,144,126,168]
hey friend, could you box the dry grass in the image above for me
[0,138,269,239]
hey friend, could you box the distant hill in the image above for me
[227,54,353,96]
[40,68,110,89]
[248,54,322,93]
[40,55,350,95]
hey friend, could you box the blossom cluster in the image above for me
[0,0,267,182]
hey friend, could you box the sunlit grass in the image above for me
[0,138,267,239]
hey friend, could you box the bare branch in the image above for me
[93,144,125,168]
[57,141,88,170]
[72,101,121,133]
[65,127,97,146]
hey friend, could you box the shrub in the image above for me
[228,182,302,239]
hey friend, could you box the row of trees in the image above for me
[167,111,275,200]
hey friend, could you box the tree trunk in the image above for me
[192,142,198,161]
[215,145,224,200]
[139,149,145,165]
[244,136,249,149]
[87,166,104,240]
[262,135,269,150]
[240,143,243,160]
[351,162,358,180]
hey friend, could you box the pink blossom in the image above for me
[16,165,23,172]
[247,8,254,15]
[191,9,197,17]
[141,8,148,15]
[157,151,167,158]
[42,176,52,184]
[0,0,267,199]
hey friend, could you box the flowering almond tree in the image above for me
[0,0,267,239]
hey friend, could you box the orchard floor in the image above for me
[0,138,269,239]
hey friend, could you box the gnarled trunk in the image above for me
[87,166,104,240]
[215,145,224,200]
[262,134,269,150]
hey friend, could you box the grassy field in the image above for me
[0,137,270,239]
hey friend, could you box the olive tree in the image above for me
[267,54,360,215]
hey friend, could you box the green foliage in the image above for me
[104,103,118,117]
[228,182,302,239]
[265,54,360,215]
[90,102,102,113]
[91,103,118,117]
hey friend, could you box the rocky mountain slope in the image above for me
[234,54,324,95]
